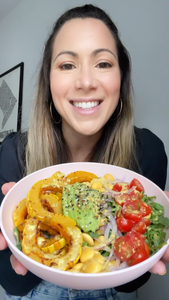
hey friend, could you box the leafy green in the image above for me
[106,200,121,216]
[82,241,88,247]
[88,231,99,239]
[142,194,169,255]
[13,227,22,251]
[99,250,110,257]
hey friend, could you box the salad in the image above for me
[13,171,169,273]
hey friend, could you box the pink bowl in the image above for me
[1,162,169,290]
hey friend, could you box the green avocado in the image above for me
[62,182,101,232]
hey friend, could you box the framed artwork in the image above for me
[0,62,24,144]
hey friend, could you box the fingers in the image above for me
[1,182,16,196]
[149,260,167,275]
[10,254,28,275]
[0,232,8,250]
[1,181,27,276]
[161,246,169,263]
[149,245,169,275]
[164,191,169,198]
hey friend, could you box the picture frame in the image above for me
[0,62,24,144]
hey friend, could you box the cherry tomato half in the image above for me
[132,221,147,234]
[122,200,143,223]
[141,217,151,227]
[122,199,151,223]
[114,236,135,261]
[114,231,145,261]
[125,231,145,250]
[139,202,152,217]
[112,183,122,192]
[115,194,133,206]
[127,242,150,266]
[129,178,145,192]
[116,217,134,233]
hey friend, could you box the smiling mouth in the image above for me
[72,101,101,109]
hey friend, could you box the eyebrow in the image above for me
[53,48,117,62]
[53,51,77,62]
[92,48,117,60]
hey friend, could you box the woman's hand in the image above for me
[1,182,28,275]
[150,191,169,275]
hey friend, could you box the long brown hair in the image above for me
[25,4,139,175]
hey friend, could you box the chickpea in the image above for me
[80,247,95,263]
[82,258,103,273]
[104,174,115,181]
[82,233,94,246]
[93,253,106,264]
[91,182,103,190]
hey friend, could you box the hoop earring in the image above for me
[111,97,123,121]
[50,102,61,124]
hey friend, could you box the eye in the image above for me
[96,62,112,69]
[59,63,75,70]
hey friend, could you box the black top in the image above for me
[0,128,167,296]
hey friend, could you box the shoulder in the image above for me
[1,132,20,148]
[134,127,168,189]
[135,127,165,148]
[0,132,26,166]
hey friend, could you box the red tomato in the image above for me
[127,242,150,266]
[112,183,122,192]
[125,231,145,250]
[114,231,145,261]
[139,202,152,217]
[141,217,151,226]
[122,199,151,222]
[144,242,151,257]
[129,178,144,192]
[132,221,147,234]
[115,194,133,206]
[122,200,143,223]
[116,217,134,233]
[114,236,135,261]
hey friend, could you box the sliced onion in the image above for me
[104,222,112,240]
[92,236,114,251]
[126,186,136,194]
[109,214,117,236]
[108,261,127,271]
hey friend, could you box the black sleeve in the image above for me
[135,127,168,190]
[115,128,168,293]
[0,133,23,204]
[0,133,42,296]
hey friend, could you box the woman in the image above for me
[0,4,168,300]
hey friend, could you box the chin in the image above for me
[77,127,102,137]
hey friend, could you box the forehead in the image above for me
[53,18,117,54]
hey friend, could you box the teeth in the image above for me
[73,101,99,109]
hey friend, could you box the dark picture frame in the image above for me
[0,62,24,144]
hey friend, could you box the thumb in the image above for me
[1,182,16,196]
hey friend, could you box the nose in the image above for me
[74,65,98,91]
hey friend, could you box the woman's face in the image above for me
[50,18,121,136]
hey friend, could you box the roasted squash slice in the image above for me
[27,177,67,225]
[13,198,28,227]
[22,216,82,270]
[40,193,62,215]
[38,235,66,254]
[65,171,98,184]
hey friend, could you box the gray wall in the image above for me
[0,1,169,299]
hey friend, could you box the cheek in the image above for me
[102,73,121,96]
[50,75,66,100]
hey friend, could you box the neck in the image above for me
[62,124,102,162]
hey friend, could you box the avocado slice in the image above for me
[62,182,101,232]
